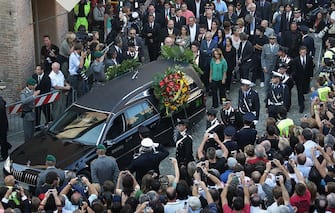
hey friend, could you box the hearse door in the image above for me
[104,114,130,169]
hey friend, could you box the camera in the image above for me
[275,176,280,181]
[236,172,241,177]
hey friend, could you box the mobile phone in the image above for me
[231,150,237,155]
[304,114,308,118]
[209,134,214,138]
[236,172,240,177]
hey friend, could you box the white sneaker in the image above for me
[260,82,265,87]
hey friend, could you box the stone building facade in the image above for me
[0,0,69,103]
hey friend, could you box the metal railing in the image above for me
[6,90,77,137]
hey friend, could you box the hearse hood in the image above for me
[10,132,95,169]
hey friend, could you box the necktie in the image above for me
[38,76,41,84]
[177,17,179,23]
[207,41,210,48]
[150,23,153,29]
[303,57,306,68]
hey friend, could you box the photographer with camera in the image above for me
[323,37,335,67]
[60,176,98,212]
[69,42,88,99]
[38,188,62,212]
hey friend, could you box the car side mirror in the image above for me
[105,139,115,147]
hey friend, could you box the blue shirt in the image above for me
[69,51,81,76]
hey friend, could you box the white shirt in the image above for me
[250,206,267,213]
[69,51,81,76]
[207,18,212,30]
[304,140,318,159]
[297,164,311,178]
[49,70,65,88]
[195,1,201,19]
[189,24,197,42]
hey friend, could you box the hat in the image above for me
[26,78,37,86]
[278,62,288,69]
[239,32,249,41]
[328,165,335,173]
[300,25,309,33]
[268,34,277,39]
[293,8,301,13]
[97,144,106,150]
[272,71,283,78]
[278,46,289,53]
[227,157,237,168]
[206,109,217,116]
[243,112,255,122]
[141,138,154,148]
[224,126,236,136]
[128,39,135,47]
[222,98,231,105]
[177,118,189,126]
[188,196,202,210]
[46,154,56,162]
[93,51,103,58]
[241,78,253,86]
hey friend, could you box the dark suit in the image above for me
[143,22,161,61]
[143,12,165,27]
[172,16,186,30]
[234,127,257,150]
[280,11,294,33]
[256,0,272,22]
[281,30,302,58]
[223,12,238,25]
[160,27,181,42]
[302,35,315,57]
[266,83,290,118]
[237,40,253,79]
[291,55,314,110]
[185,0,208,19]
[188,24,200,43]
[176,133,194,167]
[122,36,145,60]
[128,145,169,183]
[111,45,124,64]
[200,39,218,89]
[32,73,52,126]
[199,16,219,31]
[0,97,10,159]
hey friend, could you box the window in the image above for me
[106,115,125,140]
[124,101,156,129]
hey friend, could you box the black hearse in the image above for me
[4,60,205,186]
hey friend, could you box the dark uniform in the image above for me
[233,113,258,150]
[278,63,294,111]
[220,107,238,129]
[265,72,290,119]
[175,131,194,167]
[0,96,11,160]
[237,86,260,121]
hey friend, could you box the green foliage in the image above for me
[105,59,141,80]
[160,45,204,75]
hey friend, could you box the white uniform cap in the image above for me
[241,79,252,86]
[141,138,154,148]
[272,71,283,78]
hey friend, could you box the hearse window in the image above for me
[106,115,125,140]
[48,105,108,145]
[124,101,155,129]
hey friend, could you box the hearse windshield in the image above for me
[48,105,108,145]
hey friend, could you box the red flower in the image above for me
[159,81,164,87]
[168,82,174,88]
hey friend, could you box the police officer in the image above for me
[278,63,294,111]
[129,138,169,183]
[265,71,290,119]
[220,98,239,129]
[20,78,40,142]
[175,119,194,168]
[237,79,260,124]
[233,112,258,150]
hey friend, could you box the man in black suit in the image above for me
[301,25,315,57]
[112,36,124,64]
[199,7,217,31]
[172,9,186,30]
[279,4,294,33]
[185,0,208,20]
[256,0,272,22]
[281,22,302,58]
[161,19,181,42]
[0,96,11,160]
[235,2,246,19]
[32,65,52,127]
[188,16,199,43]
[122,28,145,62]
[143,4,165,27]
[223,4,238,25]
[238,32,254,80]
[143,14,162,61]
[291,46,314,113]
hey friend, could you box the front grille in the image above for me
[12,168,39,186]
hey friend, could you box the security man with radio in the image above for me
[265,71,290,119]
[237,79,260,125]
[20,78,40,142]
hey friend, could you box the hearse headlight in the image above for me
[4,156,11,173]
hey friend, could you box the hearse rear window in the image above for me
[125,101,156,129]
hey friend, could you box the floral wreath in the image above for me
[153,65,190,117]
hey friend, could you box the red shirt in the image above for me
[246,157,269,165]
[222,203,250,213]
[290,189,311,213]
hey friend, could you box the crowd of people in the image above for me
[4,0,335,212]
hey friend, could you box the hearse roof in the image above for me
[76,60,202,113]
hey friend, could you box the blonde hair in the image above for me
[66,32,76,42]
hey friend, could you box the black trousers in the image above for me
[0,132,10,158]
[296,81,305,109]
[251,54,264,83]
[240,61,252,79]
[148,43,160,61]
[35,104,52,127]
[211,80,226,108]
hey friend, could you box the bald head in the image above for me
[4,175,15,187]
[52,62,60,73]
